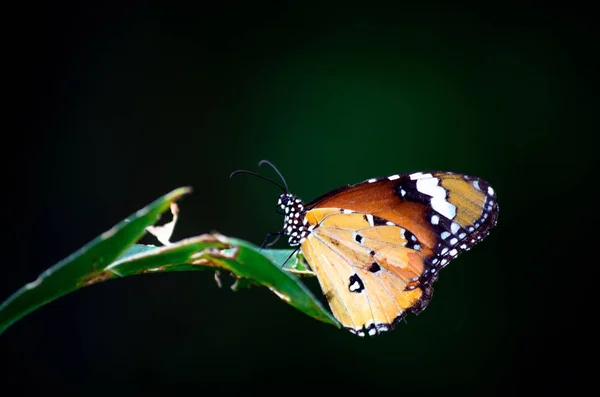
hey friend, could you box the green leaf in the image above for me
[104,235,337,327]
[218,237,337,326]
[261,248,314,275]
[0,187,191,334]
[0,189,339,335]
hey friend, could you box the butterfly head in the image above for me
[230,160,311,246]
[277,193,310,246]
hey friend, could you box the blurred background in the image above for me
[3,1,595,394]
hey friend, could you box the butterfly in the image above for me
[231,160,498,337]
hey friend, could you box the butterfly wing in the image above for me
[301,209,429,336]
[300,171,498,336]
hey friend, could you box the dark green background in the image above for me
[3,2,595,395]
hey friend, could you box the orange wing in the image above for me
[300,171,498,336]
[301,209,429,336]
[307,172,498,254]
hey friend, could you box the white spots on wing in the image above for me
[468,226,475,232]
[386,221,395,226]
[400,188,406,197]
[413,244,421,251]
[409,172,433,180]
[441,247,449,255]
[431,214,439,225]
[341,209,355,214]
[415,177,457,220]
[451,222,460,235]
[348,322,394,337]
[441,231,451,240]
[287,226,292,233]
[367,178,377,183]
[472,180,481,191]
[459,232,467,239]
[440,258,448,266]
[449,249,458,256]
[432,199,457,220]
[449,238,458,246]
[353,232,364,245]
[366,214,374,227]
[349,280,362,292]
[488,186,495,195]
[460,243,468,249]
[388,174,400,181]
[416,177,445,198]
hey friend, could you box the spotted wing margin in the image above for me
[300,208,430,337]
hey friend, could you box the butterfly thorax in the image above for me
[278,193,313,246]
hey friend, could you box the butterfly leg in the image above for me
[260,231,283,249]
[279,246,301,269]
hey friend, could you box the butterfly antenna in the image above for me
[258,160,289,193]
[229,169,287,193]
